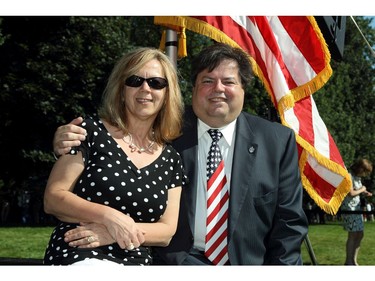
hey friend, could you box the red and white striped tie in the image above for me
[205,129,229,265]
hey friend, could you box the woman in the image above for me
[43,47,186,266]
[341,158,373,265]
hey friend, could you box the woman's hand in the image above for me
[102,209,146,250]
[64,222,115,248]
[65,215,146,250]
[361,186,372,197]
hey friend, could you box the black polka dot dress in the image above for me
[43,116,187,265]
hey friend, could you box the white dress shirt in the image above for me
[193,119,237,250]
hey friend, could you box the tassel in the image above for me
[178,28,187,58]
[159,30,166,52]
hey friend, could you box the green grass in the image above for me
[1,221,375,265]
[301,220,375,265]
[0,226,53,259]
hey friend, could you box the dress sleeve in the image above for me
[168,145,188,189]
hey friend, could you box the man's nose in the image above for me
[214,80,225,92]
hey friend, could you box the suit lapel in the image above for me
[176,109,259,241]
[228,113,258,240]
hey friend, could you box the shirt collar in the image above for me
[197,118,237,146]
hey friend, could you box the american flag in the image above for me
[154,16,352,214]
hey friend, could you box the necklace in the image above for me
[122,132,155,153]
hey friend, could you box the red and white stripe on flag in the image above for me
[154,16,352,214]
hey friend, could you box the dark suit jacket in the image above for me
[154,106,308,265]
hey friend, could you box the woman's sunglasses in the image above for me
[125,75,168,90]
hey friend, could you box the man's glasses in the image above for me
[125,75,168,90]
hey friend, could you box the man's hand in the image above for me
[53,117,87,157]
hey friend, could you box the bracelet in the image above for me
[52,152,60,161]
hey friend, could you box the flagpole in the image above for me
[165,29,178,69]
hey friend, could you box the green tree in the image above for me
[0,17,139,191]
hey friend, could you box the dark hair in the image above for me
[191,43,253,88]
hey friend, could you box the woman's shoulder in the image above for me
[79,116,109,141]
[81,116,105,131]
[163,143,183,160]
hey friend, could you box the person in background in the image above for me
[52,43,308,265]
[341,158,373,265]
[43,47,186,266]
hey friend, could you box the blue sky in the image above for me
[364,16,375,28]
[369,17,375,28]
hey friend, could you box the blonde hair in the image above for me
[351,158,373,177]
[98,47,184,143]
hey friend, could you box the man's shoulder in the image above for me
[239,111,295,140]
[240,111,287,129]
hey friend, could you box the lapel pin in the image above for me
[249,146,255,154]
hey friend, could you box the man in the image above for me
[52,43,308,265]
